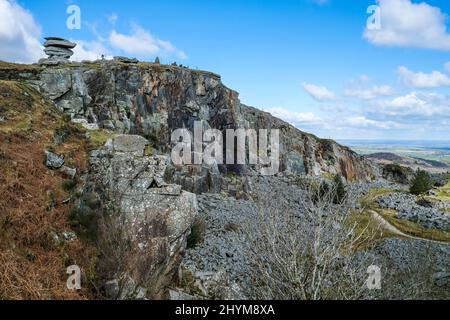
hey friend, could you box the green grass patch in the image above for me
[426,177,450,202]
[89,130,117,149]
[0,118,32,134]
[322,172,335,181]
[346,210,397,248]
[0,61,39,71]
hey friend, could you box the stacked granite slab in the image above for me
[39,37,77,66]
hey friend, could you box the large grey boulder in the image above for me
[106,134,149,155]
[43,38,77,49]
[45,151,64,169]
[80,135,198,299]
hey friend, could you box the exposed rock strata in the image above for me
[10,60,376,193]
[78,134,198,299]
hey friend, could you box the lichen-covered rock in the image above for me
[22,60,375,189]
[45,151,64,169]
[39,37,77,66]
[80,135,198,299]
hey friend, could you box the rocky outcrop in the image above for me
[78,135,198,299]
[2,59,375,191]
[242,105,375,181]
[39,37,77,66]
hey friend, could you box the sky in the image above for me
[1,0,450,140]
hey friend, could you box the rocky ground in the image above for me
[377,192,450,230]
[180,174,450,299]
[1,59,448,300]
[182,173,306,298]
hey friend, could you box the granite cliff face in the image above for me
[0,60,375,298]
[3,59,375,188]
[1,60,448,300]
[82,134,198,299]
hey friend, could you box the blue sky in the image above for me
[1,0,450,140]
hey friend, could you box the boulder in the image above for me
[59,165,77,179]
[39,37,76,65]
[80,134,199,299]
[43,39,77,49]
[45,151,64,169]
[114,56,139,64]
[106,134,149,156]
[44,47,74,59]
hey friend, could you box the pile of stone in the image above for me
[39,37,76,66]
[377,192,450,230]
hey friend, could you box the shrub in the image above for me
[61,179,77,192]
[383,164,413,184]
[333,174,347,204]
[312,175,346,204]
[187,218,206,249]
[410,170,433,195]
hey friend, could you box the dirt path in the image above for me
[370,210,449,245]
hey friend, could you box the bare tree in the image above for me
[240,179,377,300]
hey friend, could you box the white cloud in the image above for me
[342,116,398,130]
[0,1,188,63]
[109,24,187,60]
[397,66,450,88]
[302,83,336,101]
[377,92,450,117]
[71,40,113,62]
[265,107,323,127]
[265,106,401,134]
[345,85,394,100]
[364,0,450,51]
[344,76,394,100]
[0,0,44,63]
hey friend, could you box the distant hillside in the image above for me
[365,152,450,173]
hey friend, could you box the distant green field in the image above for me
[350,147,450,165]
